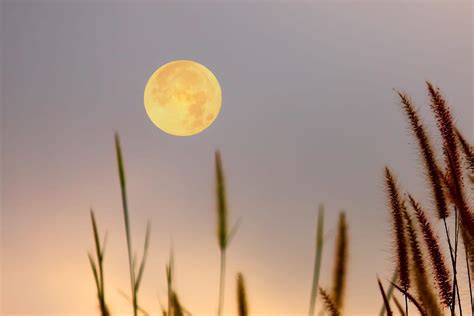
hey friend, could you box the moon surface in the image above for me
[144,60,222,136]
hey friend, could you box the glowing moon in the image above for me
[144,60,222,136]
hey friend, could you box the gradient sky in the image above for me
[1,1,472,315]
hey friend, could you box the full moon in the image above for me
[144,60,222,136]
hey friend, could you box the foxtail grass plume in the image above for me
[384,167,410,293]
[396,91,448,219]
[319,288,341,316]
[403,207,443,315]
[236,273,248,316]
[331,211,348,310]
[426,83,474,242]
[409,195,452,307]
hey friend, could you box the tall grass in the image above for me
[214,150,228,316]
[308,205,324,316]
[409,196,452,309]
[214,151,240,316]
[378,271,397,316]
[377,277,392,316]
[115,133,151,316]
[384,167,410,313]
[88,209,110,316]
[331,212,348,310]
[382,84,473,315]
[403,206,443,315]
[85,83,472,315]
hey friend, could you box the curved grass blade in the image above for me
[377,277,393,316]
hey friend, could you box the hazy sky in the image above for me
[1,1,472,315]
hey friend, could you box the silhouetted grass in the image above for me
[115,133,151,316]
[88,209,110,316]
[377,277,392,316]
[384,167,410,313]
[403,206,443,315]
[378,271,397,316]
[397,90,448,219]
[409,195,452,308]
[236,273,248,316]
[214,151,240,316]
[308,205,324,316]
[85,83,472,315]
[331,212,347,310]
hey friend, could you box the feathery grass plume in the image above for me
[403,207,443,315]
[396,91,449,219]
[214,151,240,316]
[331,211,348,310]
[426,82,463,187]
[308,204,324,316]
[384,167,410,293]
[319,288,341,316]
[456,129,474,311]
[427,83,474,241]
[456,128,474,184]
[236,273,248,316]
[427,82,474,249]
[456,128,473,169]
[115,133,151,316]
[378,271,398,316]
[391,282,427,316]
[392,296,406,316]
[88,210,110,316]
[409,195,452,307]
[377,277,393,316]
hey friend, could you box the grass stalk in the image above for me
[88,209,109,316]
[215,151,238,316]
[115,133,150,316]
[115,133,137,316]
[218,250,226,316]
[308,204,324,316]
[392,296,406,316]
[391,282,427,316]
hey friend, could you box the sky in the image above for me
[1,1,472,315]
